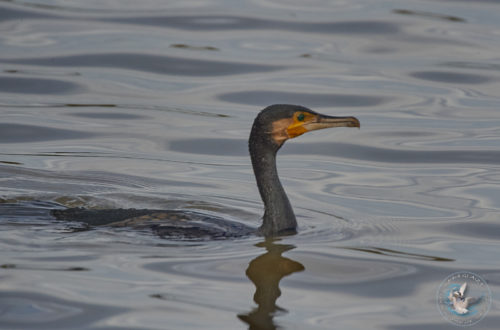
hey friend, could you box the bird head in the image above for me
[251,104,360,149]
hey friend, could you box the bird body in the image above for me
[449,282,480,314]
[52,105,360,238]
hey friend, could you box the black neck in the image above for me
[249,131,297,236]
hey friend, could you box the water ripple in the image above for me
[0,291,124,328]
[0,123,95,143]
[0,76,82,94]
[0,53,286,76]
[218,90,389,107]
[108,15,401,34]
[410,71,493,84]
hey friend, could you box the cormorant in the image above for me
[250,104,359,236]
[52,104,360,238]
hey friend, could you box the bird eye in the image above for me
[297,113,305,121]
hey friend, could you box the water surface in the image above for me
[1,0,500,329]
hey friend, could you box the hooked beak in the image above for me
[284,111,360,140]
[303,114,360,132]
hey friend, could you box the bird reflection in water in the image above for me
[238,239,305,330]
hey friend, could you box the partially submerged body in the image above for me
[51,207,254,240]
[50,105,359,239]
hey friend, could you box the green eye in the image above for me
[297,113,305,121]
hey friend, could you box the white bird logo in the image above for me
[449,282,479,314]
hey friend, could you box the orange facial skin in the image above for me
[271,111,360,146]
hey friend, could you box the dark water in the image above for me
[1,1,500,329]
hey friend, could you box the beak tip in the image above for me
[349,117,361,128]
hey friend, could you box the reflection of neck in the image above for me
[249,133,297,236]
[238,240,304,329]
